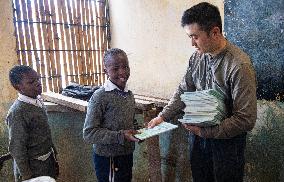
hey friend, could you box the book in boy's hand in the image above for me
[134,122,178,140]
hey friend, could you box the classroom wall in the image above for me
[109,0,224,99]
[0,0,18,133]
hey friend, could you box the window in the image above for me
[12,0,110,92]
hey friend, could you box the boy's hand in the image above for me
[147,116,164,128]
[123,129,140,142]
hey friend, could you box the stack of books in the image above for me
[178,89,226,127]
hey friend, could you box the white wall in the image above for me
[109,0,224,98]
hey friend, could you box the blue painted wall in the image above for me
[224,0,284,101]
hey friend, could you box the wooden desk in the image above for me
[42,92,169,181]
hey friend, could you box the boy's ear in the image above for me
[104,67,108,76]
[13,84,21,92]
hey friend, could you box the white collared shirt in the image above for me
[103,79,129,92]
[18,93,44,108]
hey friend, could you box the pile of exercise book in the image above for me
[178,89,226,127]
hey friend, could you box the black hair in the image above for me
[181,2,222,34]
[9,65,34,86]
[103,48,127,67]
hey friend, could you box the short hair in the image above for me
[9,65,34,86]
[181,2,222,34]
[103,48,127,67]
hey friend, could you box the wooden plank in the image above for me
[94,1,103,85]
[39,0,53,91]
[33,0,48,92]
[50,0,62,92]
[42,92,88,112]
[80,0,87,84]
[81,0,91,85]
[42,91,167,113]
[59,0,74,83]
[27,0,40,72]
[14,0,26,64]
[44,101,81,113]
[12,0,21,65]
[98,1,106,84]
[105,1,110,50]
[43,0,58,92]
[88,0,99,85]
[85,0,94,85]
[67,0,79,83]
[56,0,68,86]
[21,0,33,66]
[75,0,84,84]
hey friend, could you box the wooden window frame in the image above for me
[12,0,110,92]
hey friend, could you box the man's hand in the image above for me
[123,129,140,142]
[147,116,164,128]
[183,124,202,137]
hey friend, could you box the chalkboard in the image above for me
[224,0,284,101]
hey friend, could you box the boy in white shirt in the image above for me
[6,65,59,181]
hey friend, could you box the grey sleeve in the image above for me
[201,63,257,138]
[83,93,124,145]
[7,112,33,179]
[159,59,196,121]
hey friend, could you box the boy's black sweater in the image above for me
[6,100,55,178]
[83,87,137,157]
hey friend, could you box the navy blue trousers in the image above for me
[93,152,133,182]
[189,133,247,182]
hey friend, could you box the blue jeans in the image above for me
[189,133,246,182]
[93,152,133,182]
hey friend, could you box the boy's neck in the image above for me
[109,80,127,92]
[19,93,39,99]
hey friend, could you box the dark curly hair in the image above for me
[103,48,127,67]
[181,2,222,34]
[9,65,34,86]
